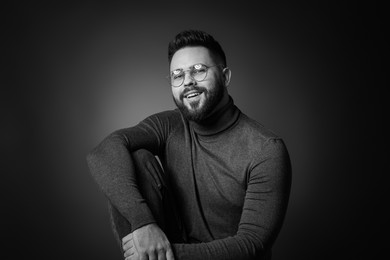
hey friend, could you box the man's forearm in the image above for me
[86,131,155,231]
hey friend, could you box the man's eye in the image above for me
[172,70,183,78]
[193,68,206,74]
[173,73,183,80]
[193,64,207,73]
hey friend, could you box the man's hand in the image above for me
[122,223,175,260]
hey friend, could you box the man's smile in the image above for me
[181,88,206,104]
[184,90,204,99]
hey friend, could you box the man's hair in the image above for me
[168,30,227,67]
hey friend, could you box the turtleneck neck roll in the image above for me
[188,96,241,136]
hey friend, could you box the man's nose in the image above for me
[183,72,196,87]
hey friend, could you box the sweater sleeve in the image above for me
[172,138,292,260]
[86,112,173,232]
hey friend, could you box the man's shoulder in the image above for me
[235,113,288,160]
[237,113,281,141]
[148,109,182,121]
[142,109,183,130]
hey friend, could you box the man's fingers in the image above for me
[123,240,134,251]
[157,248,167,260]
[122,233,133,247]
[166,248,174,260]
[124,248,135,258]
[140,254,149,260]
[125,255,136,260]
[148,252,157,260]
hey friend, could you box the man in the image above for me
[87,30,291,260]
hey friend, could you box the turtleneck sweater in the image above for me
[87,97,291,259]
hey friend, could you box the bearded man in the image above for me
[87,30,292,260]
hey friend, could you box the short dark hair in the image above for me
[168,30,227,67]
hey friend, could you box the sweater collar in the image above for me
[188,96,240,136]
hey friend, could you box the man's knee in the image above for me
[132,149,155,163]
[131,149,166,197]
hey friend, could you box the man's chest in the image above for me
[163,133,250,209]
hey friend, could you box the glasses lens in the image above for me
[171,71,184,87]
[169,65,210,87]
[192,66,208,82]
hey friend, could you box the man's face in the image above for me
[170,46,225,123]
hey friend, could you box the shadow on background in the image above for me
[4,1,381,259]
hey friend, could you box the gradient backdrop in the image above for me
[6,1,380,259]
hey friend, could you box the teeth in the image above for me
[187,93,200,98]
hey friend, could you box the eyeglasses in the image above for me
[167,63,222,87]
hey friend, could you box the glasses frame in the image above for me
[167,63,223,87]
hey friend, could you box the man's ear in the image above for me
[222,67,232,87]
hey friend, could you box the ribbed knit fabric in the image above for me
[87,97,291,260]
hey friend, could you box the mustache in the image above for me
[180,86,207,99]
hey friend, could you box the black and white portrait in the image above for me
[5,1,380,259]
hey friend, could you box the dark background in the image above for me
[5,1,382,259]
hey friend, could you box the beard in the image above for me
[173,82,224,123]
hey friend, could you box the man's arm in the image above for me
[86,128,153,230]
[171,138,292,260]
[86,112,174,231]
[87,111,182,260]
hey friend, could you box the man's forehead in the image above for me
[170,46,213,71]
